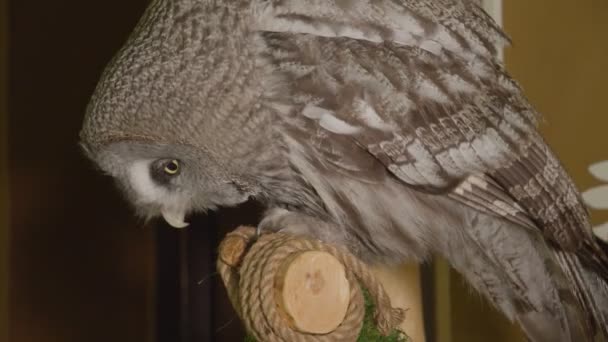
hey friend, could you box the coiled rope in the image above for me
[217,226,406,342]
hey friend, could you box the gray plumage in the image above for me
[80,0,608,340]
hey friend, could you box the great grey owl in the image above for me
[80,0,608,340]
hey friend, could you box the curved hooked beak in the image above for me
[161,207,189,229]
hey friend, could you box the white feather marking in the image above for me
[128,160,166,203]
[278,62,316,77]
[385,8,470,58]
[498,119,521,142]
[302,104,333,120]
[254,1,476,60]
[320,114,361,135]
[435,150,461,176]
[543,203,559,221]
[503,108,531,132]
[448,146,470,172]
[467,58,492,79]
[336,26,384,43]
[384,9,425,36]
[354,100,393,131]
[523,179,543,198]
[391,30,419,47]
[302,104,360,135]
[471,128,510,168]
[493,200,520,217]
[388,164,417,184]
[418,77,449,103]
[430,28,469,57]
[458,142,485,171]
[487,128,512,156]
[419,40,443,55]
[441,73,477,94]
[406,140,446,185]
[256,6,383,43]
[469,175,489,190]
[127,160,190,228]
[395,163,427,185]
[564,184,580,207]
[454,178,473,195]
[542,161,559,185]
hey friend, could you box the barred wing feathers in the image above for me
[254,0,606,259]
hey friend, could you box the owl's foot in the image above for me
[258,208,350,249]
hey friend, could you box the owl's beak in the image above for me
[161,208,189,229]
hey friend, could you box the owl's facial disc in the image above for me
[86,141,254,227]
[128,158,190,229]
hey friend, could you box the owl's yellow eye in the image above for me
[164,160,180,175]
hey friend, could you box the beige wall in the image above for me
[0,0,9,338]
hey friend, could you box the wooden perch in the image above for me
[275,251,351,334]
[217,226,407,342]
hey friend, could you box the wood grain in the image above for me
[275,251,350,334]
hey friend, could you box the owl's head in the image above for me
[78,0,265,227]
[81,139,256,228]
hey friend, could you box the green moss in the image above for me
[357,289,408,342]
[244,334,257,342]
[245,289,408,342]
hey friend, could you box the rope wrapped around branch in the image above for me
[217,226,406,342]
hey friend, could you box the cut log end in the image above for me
[275,251,350,334]
[218,227,256,267]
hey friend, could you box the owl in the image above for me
[80,0,608,340]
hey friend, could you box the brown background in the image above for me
[5,0,156,341]
[1,1,607,342]
[1,0,9,339]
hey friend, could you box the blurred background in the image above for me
[0,1,606,341]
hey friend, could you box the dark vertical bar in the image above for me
[156,215,217,342]
[180,229,192,342]
[186,214,215,342]
[157,203,261,342]
[0,0,8,339]
[156,224,183,342]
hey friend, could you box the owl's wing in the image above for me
[254,0,608,271]
[253,0,508,60]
